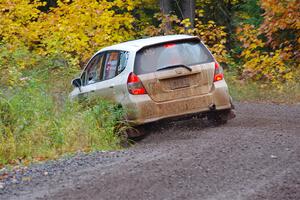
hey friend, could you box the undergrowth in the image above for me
[0,76,126,167]
[226,70,300,104]
[1,56,298,168]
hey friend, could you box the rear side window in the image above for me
[134,40,214,75]
[102,51,129,80]
[103,52,120,80]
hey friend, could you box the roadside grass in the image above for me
[225,71,300,104]
[1,66,299,168]
[0,75,126,167]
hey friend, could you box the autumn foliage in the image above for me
[143,12,228,63]
[236,0,299,84]
[260,0,299,55]
[237,24,294,84]
[0,0,299,165]
[0,0,137,85]
[0,0,299,86]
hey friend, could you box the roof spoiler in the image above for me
[136,36,201,52]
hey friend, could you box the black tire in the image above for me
[207,109,231,126]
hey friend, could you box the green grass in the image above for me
[1,67,299,167]
[225,71,300,104]
[0,77,126,166]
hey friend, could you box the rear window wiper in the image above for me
[156,64,192,72]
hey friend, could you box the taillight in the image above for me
[164,43,176,48]
[213,62,224,82]
[127,72,147,95]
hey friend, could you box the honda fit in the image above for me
[70,35,235,125]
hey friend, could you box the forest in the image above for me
[0,0,299,165]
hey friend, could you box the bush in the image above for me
[0,0,137,68]
[225,70,300,103]
[143,11,229,64]
[236,24,297,85]
[0,79,125,166]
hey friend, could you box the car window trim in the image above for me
[80,50,128,86]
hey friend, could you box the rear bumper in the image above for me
[123,79,232,125]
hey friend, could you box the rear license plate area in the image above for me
[168,77,191,90]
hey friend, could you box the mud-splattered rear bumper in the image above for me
[123,79,232,125]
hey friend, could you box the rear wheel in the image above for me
[207,112,227,125]
[126,127,142,138]
[207,109,235,126]
[124,125,149,141]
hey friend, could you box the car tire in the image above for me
[207,109,235,126]
[207,112,227,125]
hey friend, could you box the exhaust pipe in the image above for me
[209,104,216,111]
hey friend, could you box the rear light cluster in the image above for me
[164,43,176,48]
[127,72,147,95]
[213,62,224,82]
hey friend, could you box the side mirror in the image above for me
[72,78,82,88]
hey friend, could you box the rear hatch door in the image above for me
[134,39,215,103]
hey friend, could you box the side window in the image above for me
[81,53,104,86]
[102,51,128,80]
[118,51,129,74]
[103,52,119,80]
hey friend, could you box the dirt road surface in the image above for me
[1,102,300,200]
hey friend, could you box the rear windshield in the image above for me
[134,40,214,75]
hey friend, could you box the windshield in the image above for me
[134,40,214,75]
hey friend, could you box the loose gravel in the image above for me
[0,102,300,200]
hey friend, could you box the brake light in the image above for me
[214,62,224,82]
[164,43,176,48]
[127,72,147,95]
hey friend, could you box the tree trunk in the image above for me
[181,0,195,28]
[160,0,172,14]
[160,0,172,33]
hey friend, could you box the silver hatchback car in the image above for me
[70,35,235,125]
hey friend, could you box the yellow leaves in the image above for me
[237,23,298,85]
[0,0,138,87]
[143,10,229,63]
[181,19,192,28]
[0,0,42,46]
[0,0,138,70]
[195,10,204,17]
[192,17,228,63]
[260,0,299,59]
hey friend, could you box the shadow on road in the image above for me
[129,116,220,143]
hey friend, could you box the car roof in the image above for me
[99,35,199,52]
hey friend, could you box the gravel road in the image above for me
[1,102,300,200]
